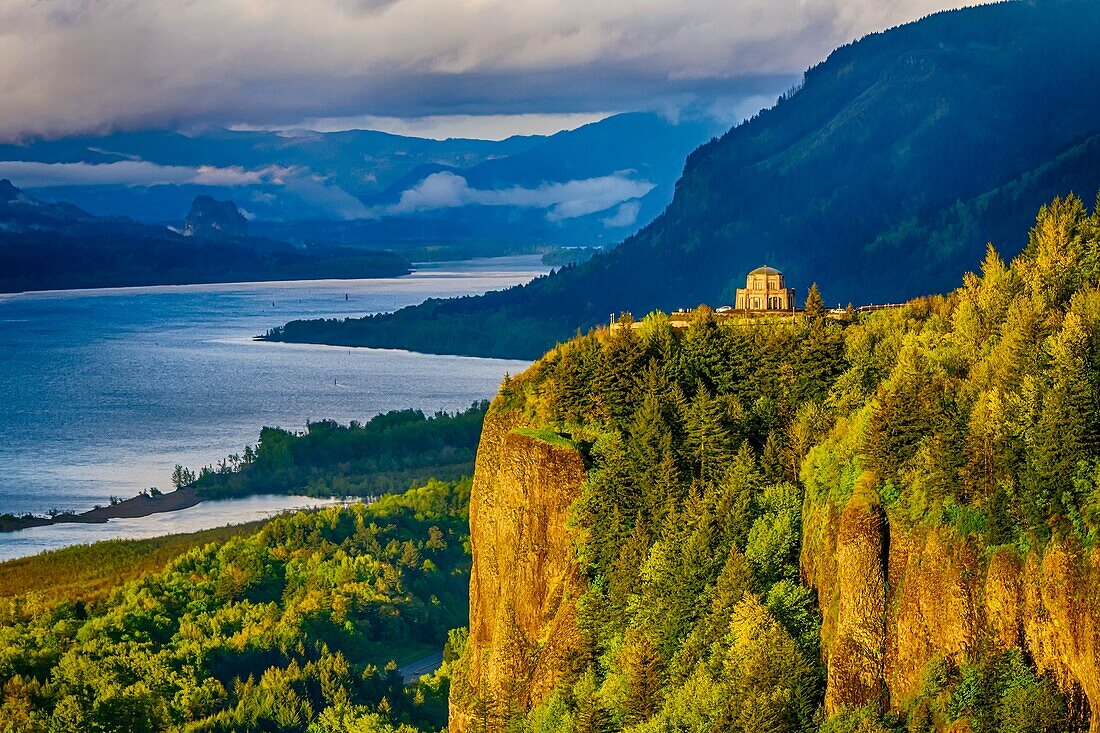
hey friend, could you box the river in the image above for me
[0,256,547,557]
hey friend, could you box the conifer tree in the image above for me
[685,385,736,487]
[804,282,826,319]
[620,631,665,724]
[1029,311,1098,520]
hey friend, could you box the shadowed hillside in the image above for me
[265,0,1100,359]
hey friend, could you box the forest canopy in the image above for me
[0,480,472,732]
[185,402,488,499]
[461,194,1100,732]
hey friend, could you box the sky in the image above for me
[0,0,983,142]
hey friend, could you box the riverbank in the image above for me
[0,487,202,533]
[0,494,350,561]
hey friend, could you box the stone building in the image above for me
[734,266,796,311]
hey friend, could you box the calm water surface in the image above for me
[0,256,546,537]
[0,495,356,562]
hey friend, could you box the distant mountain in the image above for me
[263,0,1100,358]
[183,196,248,238]
[0,177,100,231]
[0,113,726,259]
[0,182,408,293]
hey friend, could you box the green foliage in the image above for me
[818,707,899,733]
[0,522,264,605]
[905,651,1070,733]
[511,428,576,449]
[805,283,826,320]
[0,480,471,732]
[745,482,803,586]
[485,195,1100,731]
[191,402,488,499]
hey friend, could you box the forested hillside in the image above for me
[453,196,1100,732]
[0,481,471,732]
[189,403,488,499]
[265,0,1100,359]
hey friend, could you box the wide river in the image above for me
[0,256,547,557]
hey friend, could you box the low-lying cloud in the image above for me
[602,200,642,228]
[380,171,654,221]
[0,160,290,188]
[0,159,647,222]
[0,0,984,141]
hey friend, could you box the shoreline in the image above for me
[0,487,202,534]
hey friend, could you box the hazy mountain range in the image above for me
[0,181,407,292]
[0,112,726,259]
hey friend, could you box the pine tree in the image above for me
[804,282,825,319]
[620,631,665,724]
[1030,311,1098,521]
[685,385,736,487]
[714,443,760,551]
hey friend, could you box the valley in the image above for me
[3,2,1099,732]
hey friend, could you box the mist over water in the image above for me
[0,257,546,519]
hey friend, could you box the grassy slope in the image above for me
[0,521,264,605]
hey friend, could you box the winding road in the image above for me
[399,651,444,684]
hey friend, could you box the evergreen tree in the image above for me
[620,631,665,724]
[804,282,826,319]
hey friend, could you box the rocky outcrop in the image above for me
[0,179,22,203]
[803,474,1100,730]
[182,195,248,238]
[824,491,888,712]
[450,409,588,732]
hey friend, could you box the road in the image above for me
[399,651,444,684]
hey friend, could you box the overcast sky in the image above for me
[0,0,981,142]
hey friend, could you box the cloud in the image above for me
[379,171,654,221]
[0,0,985,141]
[0,160,290,188]
[282,175,372,220]
[602,200,642,228]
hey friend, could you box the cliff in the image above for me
[182,195,248,239]
[450,201,1100,730]
[449,408,588,732]
[802,477,1100,730]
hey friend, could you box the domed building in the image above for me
[734,266,796,311]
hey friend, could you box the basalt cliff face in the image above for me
[802,481,1100,730]
[453,407,1100,730]
[453,405,1100,726]
[449,408,588,732]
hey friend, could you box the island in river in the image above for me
[0,487,203,533]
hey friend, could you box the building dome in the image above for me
[735,266,795,312]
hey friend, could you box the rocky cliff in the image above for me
[454,411,1100,730]
[182,195,248,239]
[802,474,1100,730]
[449,408,588,732]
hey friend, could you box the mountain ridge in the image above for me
[263,0,1100,359]
[0,182,409,292]
[0,112,726,258]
